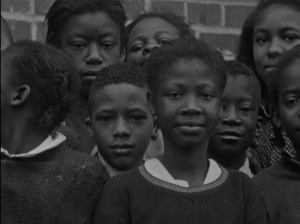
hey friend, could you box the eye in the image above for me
[71,42,86,50]
[131,115,146,121]
[200,93,214,99]
[101,42,115,50]
[239,106,253,113]
[284,34,299,42]
[158,38,172,46]
[98,116,112,122]
[168,92,182,99]
[255,36,268,45]
[285,98,299,106]
[130,44,144,52]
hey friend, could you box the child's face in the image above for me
[127,17,180,66]
[253,5,300,84]
[209,75,260,158]
[89,83,153,171]
[153,59,223,149]
[276,60,300,149]
[60,12,125,93]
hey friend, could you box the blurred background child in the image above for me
[253,45,300,223]
[86,63,153,177]
[45,0,127,154]
[209,60,262,177]
[237,0,300,168]
[1,40,108,224]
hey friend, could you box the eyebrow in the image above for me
[254,27,300,35]
[69,31,117,39]
[281,89,300,97]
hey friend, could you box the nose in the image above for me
[221,106,242,126]
[267,38,284,58]
[113,118,130,138]
[181,95,202,116]
[86,44,103,65]
[142,44,159,55]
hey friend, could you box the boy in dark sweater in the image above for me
[1,40,108,224]
[95,38,267,224]
[209,60,262,177]
[45,0,127,154]
[253,45,300,223]
[86,63,153,177]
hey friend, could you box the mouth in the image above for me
[264,65,276,73]
[110,143,134,155]
[177,122,203,134]
[81,70,101,82]
[218,131,242,141]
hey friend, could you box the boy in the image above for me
[95,38,267,223]
[1,40,108,224]
[86,63,153,177]
[1,15,13,51]
[45,0,127,154]
[253,45,300,223]
[209,60,262,177]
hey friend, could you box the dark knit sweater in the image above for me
[96,165,267,224]
[1,142,109,224]
[253,152,300,224]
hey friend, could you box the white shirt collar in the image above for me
[1,132,66,158]
[239,157,254,178]
[145,158,222,187]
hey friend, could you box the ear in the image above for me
[119,47,126,63]
[147,91,155,116]
[255,115,263,138]
[270,103,282,129]
[11,85,30,106]
[85,117,94,138]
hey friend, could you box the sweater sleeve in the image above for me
[94,176,131,224]
[242,175,268,224]
[55,159,109,224]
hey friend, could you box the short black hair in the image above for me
[127,12,194,38]
[45,0,127,48]
[225,60,261,106]
[269,45,300,106]
[2,40,80,132]
[144,37,227,94]
[88,63,148,112]
[236,0,300,98]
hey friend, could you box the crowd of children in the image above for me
[1,0,299,223]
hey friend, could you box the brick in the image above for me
[1,0,30,13]
[152,1,184,17]
[225,5,255,27]
[36,22,48,42]
[35,0,55,15]
[6,20,31,42]
[188,3,221,26]
[122,0,145,20]
[199,33,239,53]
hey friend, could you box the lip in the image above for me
[110,143,134,155]
[264,65,276,72]
[177,122,203,134]
[218,131,242,141]
[81,70,101,80]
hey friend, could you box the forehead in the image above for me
[61,12,121,40]
[92,83,149,111]
[224,75,259,104]
[129,17,180,41]
[255,5,300,31]
[157,58,220,87]
[279,60,300,93]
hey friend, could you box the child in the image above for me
[1,40,108,224]
[1,15,13,51]
[45,0,127,154]
[237,0,300,168]
[86,63,153,177]
[127,13,193,160]
[209,60,262,177]
[127,12,193,67]
[95,38,267,224]
[253,45,300,223]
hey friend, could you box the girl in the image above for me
[237,0,300,168]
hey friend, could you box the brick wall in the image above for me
[1,0,258,59]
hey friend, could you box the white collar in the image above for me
[145,159,222,187]
[239,157,254,178]
[1,132,66,158]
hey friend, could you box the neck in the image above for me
[161,138,209,184]
[1,119,49,155]
[209,151,246,170]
